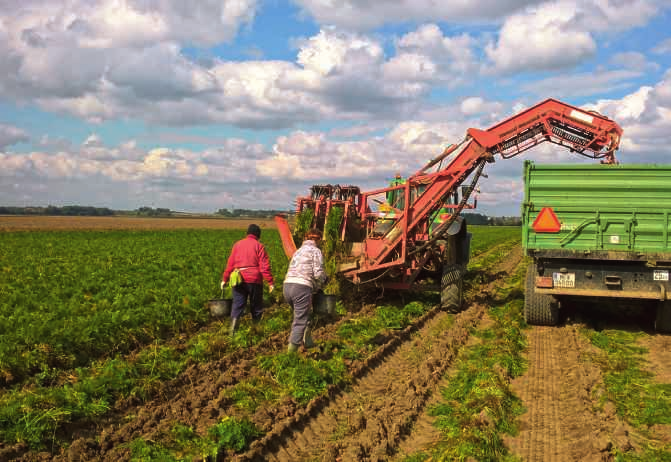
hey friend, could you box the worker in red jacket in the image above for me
[222,224,275,335]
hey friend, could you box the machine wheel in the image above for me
[524,263,559,326]
[655,301,671,334]
[441,265,464,312]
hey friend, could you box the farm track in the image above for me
[238,245,524,461]
[7,241,526,462]
[505,324,635,461]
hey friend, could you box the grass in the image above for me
[583,329,671,459]
[468,225,520,257]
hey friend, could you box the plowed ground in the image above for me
[7,242,671,461]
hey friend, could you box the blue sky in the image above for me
[1,0,670,214]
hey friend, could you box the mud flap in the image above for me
[524,263,559,326]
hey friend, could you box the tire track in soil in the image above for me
[505,324,635,461]
[240,244,524,462]
[240,304,485,462]
[392,243,523,459]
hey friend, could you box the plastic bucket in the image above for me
[207,298,232,317]
[313,292,337,315]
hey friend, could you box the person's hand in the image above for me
[220,280,226,290]
[269,284,275,293]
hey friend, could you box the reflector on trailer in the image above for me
[535,276,553,288]
[532,207,561,233]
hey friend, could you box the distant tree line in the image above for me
[0,205,175,217]
[0,205,115,216]
[462,212,521,226]
[215,208,289,218]
[133,206,173,217]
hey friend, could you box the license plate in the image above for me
[654,270,669,281]
[553,272,575,288]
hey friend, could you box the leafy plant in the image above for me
[293,208,314,247]
[208,416,262,452]
[224,377,280,412]
[585,329,671,442]
[322,206,345,296]
[258,352,347,404]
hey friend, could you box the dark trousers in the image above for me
[283,283,313,345]
[231,282,264,320]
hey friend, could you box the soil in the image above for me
[637,334,671,446]
[3,243,670,461]
[505,324,634,461]
[639,334,671,384]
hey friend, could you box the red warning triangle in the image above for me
[532,207,561,233]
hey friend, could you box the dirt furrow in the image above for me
[240,305,484,461]
[392,244,524,459]
[506,324,634,461]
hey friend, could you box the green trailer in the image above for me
[522,160,671,332]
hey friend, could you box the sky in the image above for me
[1,0,670,216]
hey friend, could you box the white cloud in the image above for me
[2,17,470,128]
[460,97,504,117]
[0,123,29,149]
[384,24,478,88]
[653,38,671,54]
[609,51,659,72]
[291,0,543,30]
[589,70,671,160]
[485,0,662,73]
[485,1,596,73]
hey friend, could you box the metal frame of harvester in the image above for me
[275,98,623,309]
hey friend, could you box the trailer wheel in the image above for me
[655,301,671,334]
[441,266,464,312]
[524,263,559,326]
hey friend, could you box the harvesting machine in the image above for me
[275,98,623,309]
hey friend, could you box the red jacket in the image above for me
[222,234,274,285]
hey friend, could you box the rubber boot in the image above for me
[287,343,299,353]
[303,326,315,349]
[229,317,240,337]
[250,316,261,335]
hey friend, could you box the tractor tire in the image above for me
[524,263,559,326]
[655,301,671,334]
[441,265,464,312]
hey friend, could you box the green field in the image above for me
[0,229,288,384]
[0,224,519,453]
